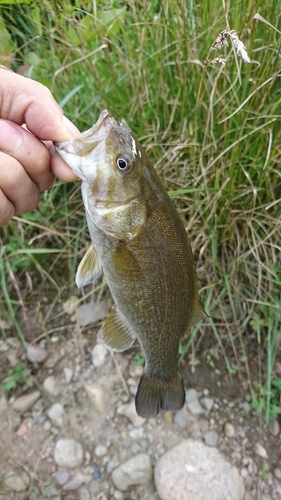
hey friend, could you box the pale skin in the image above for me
[0,68,80,227]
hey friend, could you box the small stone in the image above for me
[12,391,41,413]
[62,296,80,316]
[0,340,9,351]
[224,422,235,438]
[254,443,268,459]
[16,424,28,436]
[129,427,144,440]
[240,468,248,478]
[77,301,109,326]
[63,473,84,490]
[129,363,144,379]
[27,345,49,363]
[95,445,108,457]
[111,454,152,491]
[64,367,73,384]
[204,430,219,447]
[268,418,280,436]
[55,470,70,485]
[32,415,46,424]
[54,439,84,468]
[163,411,173,424]
[174,409,189,428]
[84,383,107,414]
[92,344,108,368]
[186,389,204,415]
[47,403,65,427]
[43,376,62,396]
[4,470,30,492]
[43,420,51,431]
[241,401,251,413]
[201,397,214,413]
[274,468,281,480]
[117,400,146,427]
[114,491,124,499]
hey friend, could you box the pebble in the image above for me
[26,344,49,363]
[32,415,46,424]
[55,470,70,485]
[155,439,245,500]
[16,423,28,436]
[117,400,146,427]
[129,427,144,440]
[129,363,144,379]
[274,468,281,480]
[43,376,62,396]
[63,473,85,490]
[114,491,124,499]
[254,443,268,459]
[77,301,109,325]
[268,418,280,436]
[62,296,80,315]
[185,389,204,415]
[84,383,107,414]
[64,367,73,384]
[54,439,84,468]
[201,397,214,413]
[12,391,41,413]
[174,409,189,428]
[203,430,219,447]
[163,411,173,424]
[4,470,30,492]
[95,445,108,457]
[224,422,236,438]
[240,468,248,478]
[92,343,108,368]
[47,403,65,427]
[111,453,152,491]
[241,401,251,413]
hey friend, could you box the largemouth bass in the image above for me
[55,110,205,418]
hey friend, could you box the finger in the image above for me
[0,119,55,191]
[0,188,15,226]
[0,152,39,215]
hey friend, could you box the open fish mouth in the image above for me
[54,110,116,156]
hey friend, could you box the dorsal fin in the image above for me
[98,306,136,352]
[76,245,102,288]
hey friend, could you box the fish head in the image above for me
[55,110,146,207]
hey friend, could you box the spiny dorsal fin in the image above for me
[76,245,102,288]
[98,306,136,352]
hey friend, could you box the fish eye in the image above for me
[116,157,131,173]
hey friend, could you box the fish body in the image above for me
[55,111,204,418]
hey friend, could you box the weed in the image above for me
[2,362,33,393]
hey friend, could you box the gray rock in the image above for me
[4,470,30,492]
[64,367,73,384]
[92,344,108,368]
[274,468,281,480]
[186,389,204,415]
[47,403,65,427]
[224,422,235,438]
[12,391,41,413]
[254,443,268,459]
[117,400,146,427]
[84,383,107,414]
[54,439,84,468]
[268,418,280,436]
[204,430,219,447]
[27,345,49,363]
[55,470,70,485]
[77,301,109,326]
[174,408,189,427]
[43,376,62,396]
[201,397,214,413]
[63,473,85,490]
[112,454,152,491]
[155,439,245,500]
[95,445,108,457]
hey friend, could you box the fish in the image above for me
[55,110,205,418]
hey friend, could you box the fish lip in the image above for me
[54,109,115,154]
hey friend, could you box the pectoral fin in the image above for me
[76,245,102,288]
[98,306,136,352]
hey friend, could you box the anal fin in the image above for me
[76,245,102,288]
[98,306,136,352]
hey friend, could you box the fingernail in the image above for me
[61,115,80,137]
[0,120,23,153]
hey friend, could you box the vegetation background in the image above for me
[0,0,280,420]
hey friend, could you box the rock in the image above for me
[62,296,80,316]
[186,389,204,415]
[254,443,268,459]
[163,411,173,424]
[47,403,65,427]
[111,454,152,491]
[155,439,245,500]
[16,423,28,436]
[4,470,30,492]
[274,468,281,480]
[54,439,84,468]
[129,363,144,379]
[204,430,219,447]
[55,470,70,485]
[92,344,108,368]
[27,345,49,363]
[0,340,9,351]
[201,397,214,413]
[64,367,73,384]
[13,391,41,413]
[63,473,85,490]
[117,400,146,427]
[174,408,189,427]
[43,376,62,396]
[77,302,109,326]
[84,383,107,414]
[268,418,280,436]
[95,445,108,457]
[224,422,235,438]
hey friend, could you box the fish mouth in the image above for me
[54,110,116,156]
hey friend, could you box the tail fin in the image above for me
[135,371,185,418]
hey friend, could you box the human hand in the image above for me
[0,68,80,226]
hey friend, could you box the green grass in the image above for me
[0,0,280,419]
